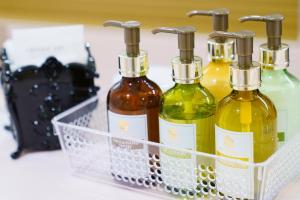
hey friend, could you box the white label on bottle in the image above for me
[277,109,288,145]
[215,125,254,199]
[108,111,148,179]
[159,117,197,189]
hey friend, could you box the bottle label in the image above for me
[277,109,288,145]
[215,125,254,199]
[159,117,197,189]
[108,111,148,178]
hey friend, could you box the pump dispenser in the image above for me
[240,14,300,145]
[152,26,215,189]
[187,9,235,101]
[104,20,162,180]
[211,31,277,199]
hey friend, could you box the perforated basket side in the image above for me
[259,133,300,200]
[52,95,108,131]
[52,97,268,200]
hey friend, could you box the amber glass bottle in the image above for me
[104,20,162,181]
[107,75,162,143]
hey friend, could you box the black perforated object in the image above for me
[0,45,100,159]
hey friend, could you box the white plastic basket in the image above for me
[52,96,300,200]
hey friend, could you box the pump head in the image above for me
[152,26,196,64]
[239,14,284,50]
[103,20,140,57]
[187,8,229,42]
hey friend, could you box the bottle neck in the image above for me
[172,56,202,84]
[174,81,201,87]
[208,38,235,63]
[262,66,287,72]
[210,58,232,64]
[231,89,260,100]
[259,43,289,70]
[120,75,147,83]
[118,50,149,77]
[230,62,261,91]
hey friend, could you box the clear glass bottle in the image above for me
[187,8,235,102]
[210,30,277,199]
[104,20,162,181]
[240,14,300,145]
[152,26,216,189]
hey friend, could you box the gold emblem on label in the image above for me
[224,135,235,148]
[168,128,177,141]
[118,120,129,132]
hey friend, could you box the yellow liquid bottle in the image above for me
[210,30,277,199]
[216,90,277,162]
[202,52,233,102]
[187,8,235,102]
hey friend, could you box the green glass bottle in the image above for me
[210,31,277,199]
[240,14,300,146]
[152,26,215,189]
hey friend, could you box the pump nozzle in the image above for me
[209,31,255,68]
[187,9,229,31]
[187,8,229,42]
[152,26,196,64]
[239,14,284,50]
[103,20,140,57]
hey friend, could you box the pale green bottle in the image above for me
[240,14,300,146]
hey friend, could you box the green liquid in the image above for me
[261,69,300,145]
[159,82,216,190]
[160,83,216,154]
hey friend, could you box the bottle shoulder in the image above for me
[107,77,162,112]
[203,61,231,75]
[162,83,215,104]
[160,83,216,120]
[256,92,277,114]
[144,77,163,93]
[217,91,277,118]
[201,61,232,102]
[261,69,300,89]
[108,77,162,97]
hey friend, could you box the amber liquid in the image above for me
[107,76,162,142]
[107,76,162,184]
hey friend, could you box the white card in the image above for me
[5,25,88,71]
